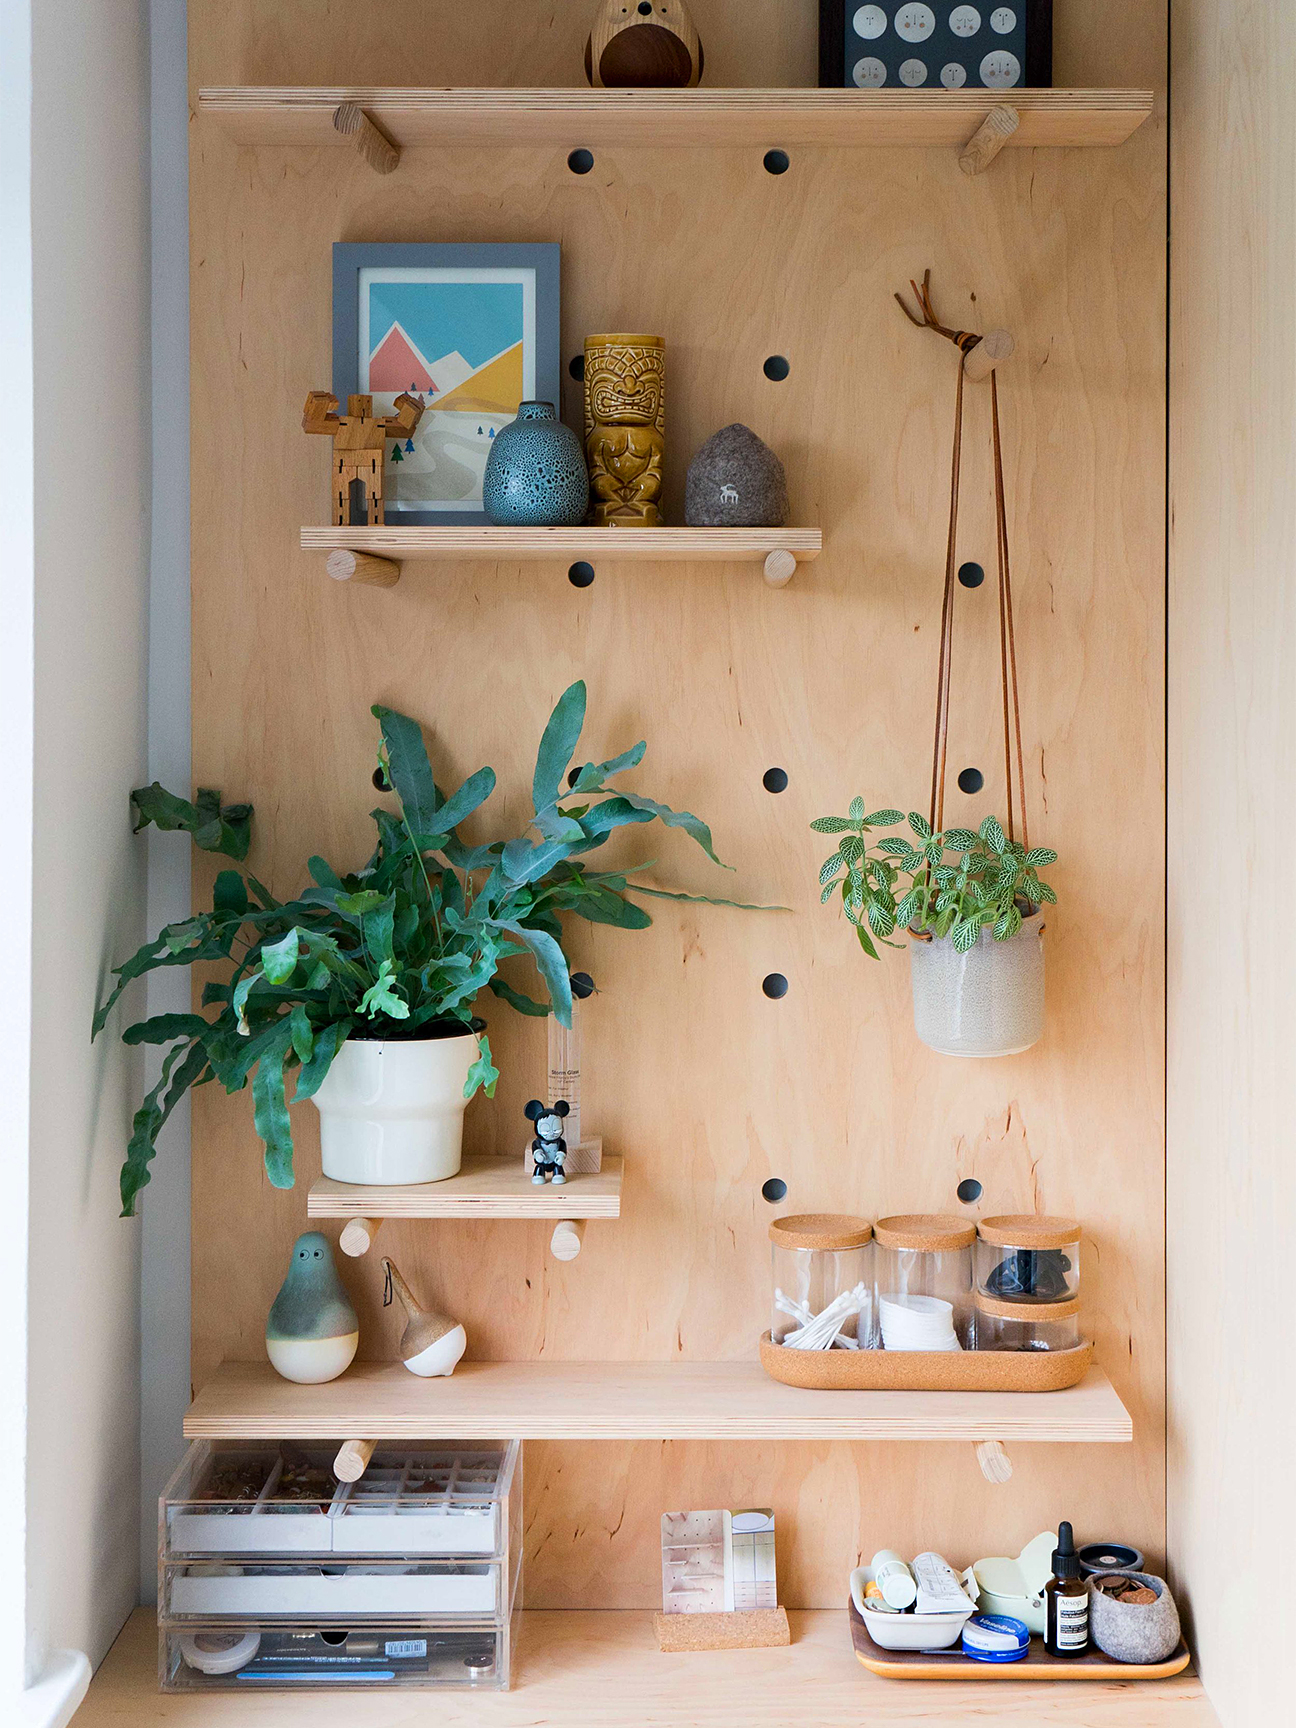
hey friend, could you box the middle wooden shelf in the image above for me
[308,1153,623,1221]
[184,1360,1133,1444]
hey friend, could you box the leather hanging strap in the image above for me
[897,272,1029,847]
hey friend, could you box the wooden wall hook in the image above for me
[959,104,1020,176]
[550,1219,586,1261]
[325,550,401,587]
[332,103,400,174]
[334,1437,376,1482]
[339,1216,382,1257]
[963,328,1016,383]
[763,548,798,587]
[975,1438,1014,1483]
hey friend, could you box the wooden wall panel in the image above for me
[1168,5,1296,1725]
[189,2,1166,1608]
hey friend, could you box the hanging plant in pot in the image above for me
[812,804,1057,1057]
[95,681,763,1214]
[812,271,1059,1058]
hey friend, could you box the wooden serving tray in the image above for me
[849,1598,1192,1681]
[760,1333,1093,1392]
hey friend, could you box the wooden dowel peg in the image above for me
[339,1216,382,1258]
[334,1438,376,1482]
[975,1439,1014,1484]
[962,328,1016,383]
[763,548,798,588]
[959,104,1020,176]
[550,1219,586,1262]
[332,103,400,174]
[325,549,401,587]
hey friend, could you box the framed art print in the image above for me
[819,2,1052,90]
[332,243,561,525]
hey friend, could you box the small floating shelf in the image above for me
[184,1360,1132,1443]
[303,526,822,587]
[200,87,1154,152]
[309,1154,623,1222]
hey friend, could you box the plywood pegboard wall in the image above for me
[188,0,1166,1609]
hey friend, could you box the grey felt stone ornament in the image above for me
[685,424,788,527]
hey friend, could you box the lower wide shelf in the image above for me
[75,1608,1216,1726]
[183,1360,1132,1443]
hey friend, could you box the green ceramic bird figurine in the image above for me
[265,1231,359,1384]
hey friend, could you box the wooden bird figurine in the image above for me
[265,1231,359,1384]
[584,0,703,88]
[383,1258,467,1378]
[302,389,424,527]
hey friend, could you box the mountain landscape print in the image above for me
[360,274,532,512]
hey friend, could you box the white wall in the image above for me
[2,0,152,1706]
[1168,5,1296,1725]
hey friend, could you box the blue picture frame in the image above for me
[332,242,561,526]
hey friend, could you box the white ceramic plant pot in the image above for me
[311,1033,479,1185]
[908,912,1045,1058]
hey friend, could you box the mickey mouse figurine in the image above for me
[526,1100,570,1185]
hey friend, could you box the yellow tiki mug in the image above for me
[583,333,666,526]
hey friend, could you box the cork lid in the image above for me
[975,1292,1081,1321]
[978,1215,1081,1250]
[874,1214,976,1252]
[769,1214,872,1251]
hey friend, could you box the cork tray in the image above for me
[849,1598,1192,1682]
[759,1333,1094,1392]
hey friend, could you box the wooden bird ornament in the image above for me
[302,390,423,527]
[584,0,703,88]
[383,1258,467,1378]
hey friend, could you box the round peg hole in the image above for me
[763,767,789,793]
[958,561,985,588]
[568,561,596,588]
[763,355,791,381]
[763,149,790,175]
[957,1178,983,1204]
[957,767,984,794]
[762,972,789,999]
[638,0,652,10]
[569,353,585,382]
[567,148,595,175]
[762,1177,788,1204]
[372,767,391,791]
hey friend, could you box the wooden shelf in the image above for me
[304,526,821,588]
[200,87,1154,152]
[79,1607,1215,1726]
[309,1154,623,1221]
[184,1360,1132,1443]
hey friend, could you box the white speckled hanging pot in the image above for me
[311,1032,479,1185]
[908,913,1045,1058]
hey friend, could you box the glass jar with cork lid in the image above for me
[974,1292,1082,1352]
[769,1215,875,1351]
[976,1216,1081,1304]
[874,1215,976,1349]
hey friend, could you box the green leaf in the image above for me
[252,1029,295,1188]
[359,957,409,1021]
[120,1012,209,1047]
[422,766,496,839]
[213,871,248,916]
[895,888,923,927]
[952,916,981,953]
[863,808,904,827]
[294,1022,347,1101]
[119,1039,209,1216]
[980,815,1007,855]
[465,1030,498,1100]
[848,796,865,822]
[615,793,729,868]
[866,901,896,938]
[944,828,979,852]
[810,817,854,834]
[820,879,842,903]
[855,923,880,960]
[130,782,253,860]
[495,921,573,1027]
[568,740,647,791]
[308,855,345,889]
[994,903,1024,941]
[260,928,300,985]
[1025,847,1058,867]
[532,681,587,811]
[819,853,845,885]
[629,884,787,912]
[488,976,551,1016]
[372,705,440,834]
[839,835,866,865]
[1032,881,1058,905]
[287,1003,315,1065]
[877,839,911,858]
[908,812,932,840]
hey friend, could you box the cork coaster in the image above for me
[654,1607,791,1652]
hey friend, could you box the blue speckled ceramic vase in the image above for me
[482,401,590,526]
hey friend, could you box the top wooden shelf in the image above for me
[184,1360,1132,1443]
[198,87,1154,152]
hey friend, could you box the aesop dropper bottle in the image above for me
[1044,1521,1089,1657]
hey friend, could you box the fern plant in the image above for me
[96,682,763,1216]
[813,801,1058,960]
